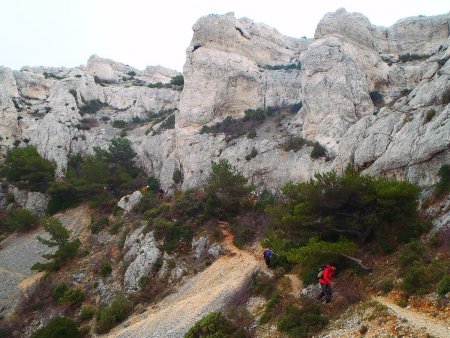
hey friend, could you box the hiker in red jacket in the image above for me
[317,264,336,303]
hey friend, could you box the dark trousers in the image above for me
[317,283,333,303]
[264,256,271,268]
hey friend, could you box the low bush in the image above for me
[31,217,80,272]
[0,145,55,192]
[247,129,257,139]
[399,53,430,62]
[112,120,127,129]
[147,176,160,192]
[434,164,450,197]
[259,292,281,324]
[153,113,175,135]
[4,208,40,232]
[170,74,184,87]
[100,262,112,277]
[424,109,436,123]
[310,142,327,159]
[90,216,109,234]
[369,91,383,106]
[442,90,450,105]
[276,303,328,338]
[382,279,394,294]
[79,99,106,115]
[281,136,312,152]
[184,311,240,338]
[95,295,132,334]
[400,88,412,96]
[261,62,301,70]
[80,305,96,321]
[151,217,193,253]
[52,282,84,306]
[245,147,258,161]
[436,275,450,296]
[31,317,80,338]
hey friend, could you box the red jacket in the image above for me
[319,265,335,285]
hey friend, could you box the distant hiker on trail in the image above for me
[317,264,336,303]
[263,247,273,268]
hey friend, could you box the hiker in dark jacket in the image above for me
[263,247,273,268]
[317,264,336,303]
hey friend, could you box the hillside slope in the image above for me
[107,224,263,338]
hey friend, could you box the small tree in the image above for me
[147,176,160,192]
[203,159,252,218]
[0,146,55,192]
[434,164,450,197]
[4,208,40,232]
[32,218,80,271]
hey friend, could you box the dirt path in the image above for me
[373,296,450,338]
[108,222,267,338]
[286,274,302,299]
[0,205,91,316]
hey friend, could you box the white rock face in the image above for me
[315,8,449,55]
[118,190,143,214]
[123,227,161,291]
[0,9,449,195]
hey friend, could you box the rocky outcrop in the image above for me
[118,190,143,214]
[123,227,161,291]
[0,9,449,194]
[315,8,449,55]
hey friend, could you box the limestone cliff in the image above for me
[0,9,449,192]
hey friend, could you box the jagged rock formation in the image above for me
[0,9,449,195]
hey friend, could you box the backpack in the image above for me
[317,265,326,279]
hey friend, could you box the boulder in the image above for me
[123,228,161,291]
[118,190,143,214]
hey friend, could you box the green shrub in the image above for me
[151,217,193,253]
[382,279,394,294]
[90,216,109,234]
[112,120,127,129]
[259,292,281,324]
[310,142,327,159]
[261,62,301,70]
[68,89,77,99]
[4,208,40,232]
[424,109,436,123]
[31,317,80,338]
[80,305,96,321]
[46,182,79,214]
[95,295,132,334]
[108,221,123,235]
[170,74,184,86]
[270,167,422,248]
[291,102,303,113]
[245,147,258,161]
[52,282,84,306]
[247,129,257,139]
[276,303,327,338]
[203,159,252,219]
[442,90,450,105]
[400,261,428,295]
[172,168,184,185]
[434,164,450,197]
[147,176,160,192]
[100,262,112,277]
[369,91,383,106]
[436,275,450,296]
[184,312,238,338]
[31,217,80,272]
[79,99,106,115]
[0,145,55,192]
[400,88,412,96]
[399,53,430,62]
[127,71,136,77]
[281,136,312,152]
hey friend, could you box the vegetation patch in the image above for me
[434,164,450,197]
[79,99,106,115]
[260,62,301,70]
[184,311,241,338]
[31,317,80,338]
[399,53,431,62]
[95,295,132,334]
[200,104,301,140]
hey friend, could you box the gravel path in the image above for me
[373,296,450,338]
[0,205,91,315]
[107,223,265,338]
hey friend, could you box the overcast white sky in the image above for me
[0,0,448,72]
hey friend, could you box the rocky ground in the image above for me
[0,205,91,316]
[107,223,265,338]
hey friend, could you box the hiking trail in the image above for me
[373,296,450,338]
[107,222,267,338]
